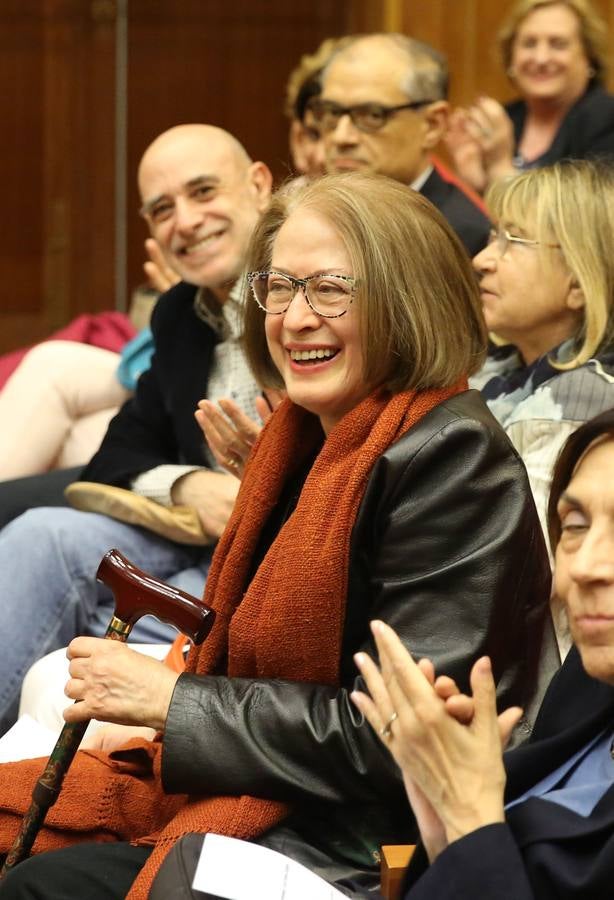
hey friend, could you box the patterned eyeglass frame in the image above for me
[247,271,356,319]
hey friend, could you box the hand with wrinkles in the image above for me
[64,638,179,732]
[351,621,522,863]
[195,389,285,480]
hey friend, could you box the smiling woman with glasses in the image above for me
[471,159,614,650]
[135,172,551,896]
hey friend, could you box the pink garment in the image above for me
[0,311,136,389]
[0,341,131,479]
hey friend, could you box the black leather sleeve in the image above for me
[161,393,550,805]
[341,393,551,708]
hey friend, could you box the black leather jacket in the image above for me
[161,391,551,870]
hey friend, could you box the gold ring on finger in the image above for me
[379,711,398,738]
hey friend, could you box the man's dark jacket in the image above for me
[420,167,490,257]
[83,281,215,486]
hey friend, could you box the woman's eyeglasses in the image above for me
[247,271,356,318]
[487,227,561,255]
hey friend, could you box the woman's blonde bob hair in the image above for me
[498,0,609,84]
[242,173,487,395]
[486,159,614,369]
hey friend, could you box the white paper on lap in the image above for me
[193,832,348,900]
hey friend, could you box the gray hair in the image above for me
[387,34,449,101]
[323,33,449,102]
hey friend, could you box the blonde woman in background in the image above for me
[447,0,614,193]
[472,159,614,649]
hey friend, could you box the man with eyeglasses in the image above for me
[310,33,490,256]
[0,124,273,735]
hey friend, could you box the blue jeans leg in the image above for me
[0,507,211,733]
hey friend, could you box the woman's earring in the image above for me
[587,66,596,79]
[507,65,516,79]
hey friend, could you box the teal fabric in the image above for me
[116,327,154,390]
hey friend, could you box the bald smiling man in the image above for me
[0,125,272,733]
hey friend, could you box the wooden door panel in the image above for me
[0,2,45,331]
[0,0,116,352]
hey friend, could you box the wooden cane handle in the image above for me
[96,549,215,644]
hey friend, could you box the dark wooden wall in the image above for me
[1,0,116,349]
[0,0,349,351]
[2,0,614,352]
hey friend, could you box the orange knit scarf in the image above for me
[0,383,464,897]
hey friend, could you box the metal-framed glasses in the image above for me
[247,271,356,318]
[488,227,561,256]
[306,98,435,134]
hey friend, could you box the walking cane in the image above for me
[0,548,215,877]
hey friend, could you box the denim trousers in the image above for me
[0,507,212,734]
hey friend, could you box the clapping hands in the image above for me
[351,621,522,861]
[195,389,285,480]
[445,97,516,193]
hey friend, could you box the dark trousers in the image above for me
[0,467,78,528]
[0,843,151,899]
[149,834,222,900]
[0,833,378,899]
